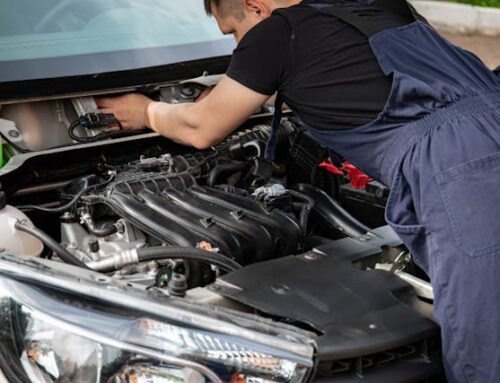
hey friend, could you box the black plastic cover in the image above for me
[209,227,439,362]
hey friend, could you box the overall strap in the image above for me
[312,1,418,38]
[264,95,284,161]
[372,0,419,22]
[314,6,380,37]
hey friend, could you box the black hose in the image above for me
[17,173,115,213]
[86,222,118,237]
[137,247,242,272]
[293,183,375,240]
[288,190,315,236]
[14,221,90,269]
[17,186,90,213]
[207,162,247,187]
[81,214,118,237]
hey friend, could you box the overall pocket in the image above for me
[385,171,428,269]
[436,152,500,258]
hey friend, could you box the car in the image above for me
[0,1,443,382]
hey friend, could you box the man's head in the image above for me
[204,0,296,42]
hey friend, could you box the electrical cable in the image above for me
[16,173,115,213]
[137,247,242,272]
[68,117,148,143]
[14,221,89,269]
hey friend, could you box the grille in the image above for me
[317,336,440,378]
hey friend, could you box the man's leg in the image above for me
[422,152,500,383]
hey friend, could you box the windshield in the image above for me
[0,0,234,82]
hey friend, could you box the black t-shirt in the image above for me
[226,1,412,130]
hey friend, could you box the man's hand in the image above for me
[97,77,269,149]
[96,93,153,130]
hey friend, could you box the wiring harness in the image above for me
[69,113,144,143]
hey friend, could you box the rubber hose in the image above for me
[82,214,118,237]
[86,223,118,237]
[137,247,242,272]
[15,221,90,269]
[207,162,247,187]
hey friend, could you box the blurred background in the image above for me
[412,0,500,68]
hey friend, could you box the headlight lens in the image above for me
[0,275,312,383]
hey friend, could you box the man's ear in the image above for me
[242,0,272,19]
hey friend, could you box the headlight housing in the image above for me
[0,255,314,383]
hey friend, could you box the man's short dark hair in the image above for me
[204,0,245,20]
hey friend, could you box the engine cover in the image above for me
[101,170,303,266]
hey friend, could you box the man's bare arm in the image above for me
[97,76,269,149]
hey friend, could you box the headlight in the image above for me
[0,263,313,383]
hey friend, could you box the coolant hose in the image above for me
[15,221,90,269]
[137,247,242,272]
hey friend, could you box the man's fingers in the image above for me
[93,93,150,130]
[95,97,117,108]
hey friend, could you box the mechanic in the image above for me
[97,1,500,381]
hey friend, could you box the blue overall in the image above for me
[266,2,500,382]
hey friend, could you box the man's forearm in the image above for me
[146,101,214,149]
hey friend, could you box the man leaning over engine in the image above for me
[97,1,500,381]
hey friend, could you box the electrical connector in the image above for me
[81,113,119,129]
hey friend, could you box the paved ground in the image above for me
[439,30,500,69]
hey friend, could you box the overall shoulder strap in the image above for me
[372,0,419,21]
[311,1,419,38]
[315,5,380,37]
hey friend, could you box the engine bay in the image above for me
[0,76,391,291]
[2,110,385,289]
[0,81,442,381]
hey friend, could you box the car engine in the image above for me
[57,123,312,287]
[1,112,383,292]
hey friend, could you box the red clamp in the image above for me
[319,161,344,176]
[341,162,373,189]
[319,160,373,190]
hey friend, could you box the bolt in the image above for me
[8,130,20,138]
[88,239,100,253]
[271,283,290,295]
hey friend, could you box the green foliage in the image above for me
[454,0,500,8]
